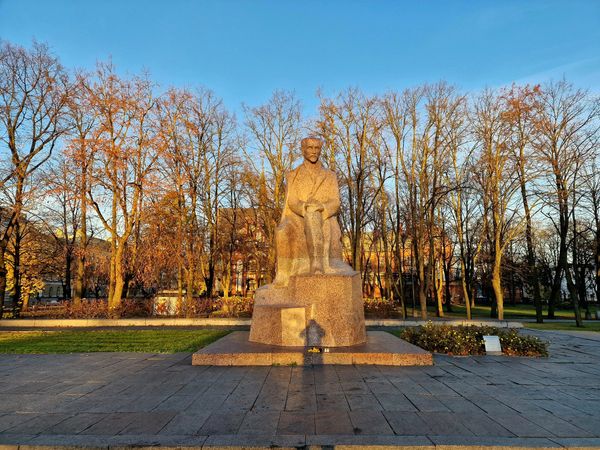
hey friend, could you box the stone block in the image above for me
[192,331,433,366]
[249,272,366,347]
[281,307,307,346]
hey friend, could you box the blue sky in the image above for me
[1,0,599,118]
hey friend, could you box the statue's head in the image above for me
[301,137,323,164]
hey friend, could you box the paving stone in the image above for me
[469,395,520,415]
[79,412,136,435]
[117,411,176,435]
[108,433,207,448]
[44,413,106,435]
[305,434,434,447]
[284,391,317,412]
[404,393,451,412]
[237,411,280,435]
[491,413,554,438]
[561,414,600,437]
[437,396,484,413]
[533,399,585,416]
[252,390,287,411]
[203,434,305,448]
[345,393,383,411]
[25,433,110,448]
[2,413,71,434]
[158,410,211,435]
[277,411,315,434]
[383,411,431,435]
[348,410,394,435]
[551,437,600,449]
[316,393,349,411]
[152,393,198,411]
[184,394,228,413]
[526,413,595,438]
[373,392,417,411]
[198,410,245,435]
[417,411,475,437]
[0,414,38,433]
[456,412,515,437]
[314,410,354,435]
[430,435,561,448]
[315,381,344,394]
[0,434,36,446]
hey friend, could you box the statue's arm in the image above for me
[322,172,341,219]
[286,170,305,217]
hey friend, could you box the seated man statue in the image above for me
[273,136,354,286]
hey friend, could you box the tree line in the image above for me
[1,41,599,323]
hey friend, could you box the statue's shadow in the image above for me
[301,319,326,365]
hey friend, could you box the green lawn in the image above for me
[526,322,600,332]
[0,329,229,354]
[425,303,597,320]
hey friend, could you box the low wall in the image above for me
[0,318,523,328]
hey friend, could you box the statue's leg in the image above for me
[273,219,292,286]
[304,211,324,274]
[322,217,332,273]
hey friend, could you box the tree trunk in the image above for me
[177,264,184,315]
[444,263,453,313]
[565,265,583,327]
[63,246,73,300]
[0,260,6,320]
[460,258,472,320]
[186,268,194,316]
[417,256,427,319]
[109,242,125,313]
[73,166,87,306]
[519,172,543,323]
[12,221,22,318]
[434,259,444,318]
[492,248,504,320]
[596,223,600,307]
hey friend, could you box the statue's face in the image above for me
[302,139,322,164]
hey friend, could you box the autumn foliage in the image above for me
[1,40,600,325]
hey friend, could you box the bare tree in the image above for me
[0,41,70,317]
[65,73,96,305]
[534,80,600,324]
[317,88,383,274]
[472,89,523,320]
[244,90,302,281]
[85,63,159,312]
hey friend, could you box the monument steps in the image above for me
[192,331,433,366]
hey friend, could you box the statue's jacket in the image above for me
[274,162,346,283]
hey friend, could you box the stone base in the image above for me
[249,272,366,347]
[192,331,433,366]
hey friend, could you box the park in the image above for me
[1,1,600,449]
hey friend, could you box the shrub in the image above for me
[399,322,548,357]
[118,299,152,318]
[22,298,152,319]
[363,298,400,318]
[187,297,217,317]
[210,296,254,318]
[23,300,109,319]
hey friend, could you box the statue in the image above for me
[249,137,366,347]
[274,137,354,286]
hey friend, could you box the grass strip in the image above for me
[0,329,229,354]
[526,322,600,332]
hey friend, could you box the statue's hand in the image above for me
[305,201,324,214]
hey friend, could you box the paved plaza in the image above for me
[0,329,599,448]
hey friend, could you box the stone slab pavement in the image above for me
[0,329,599,449]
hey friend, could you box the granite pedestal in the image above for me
[249,272,366,347]
[192,331,433,366]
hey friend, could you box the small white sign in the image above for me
[483,335,503,355]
